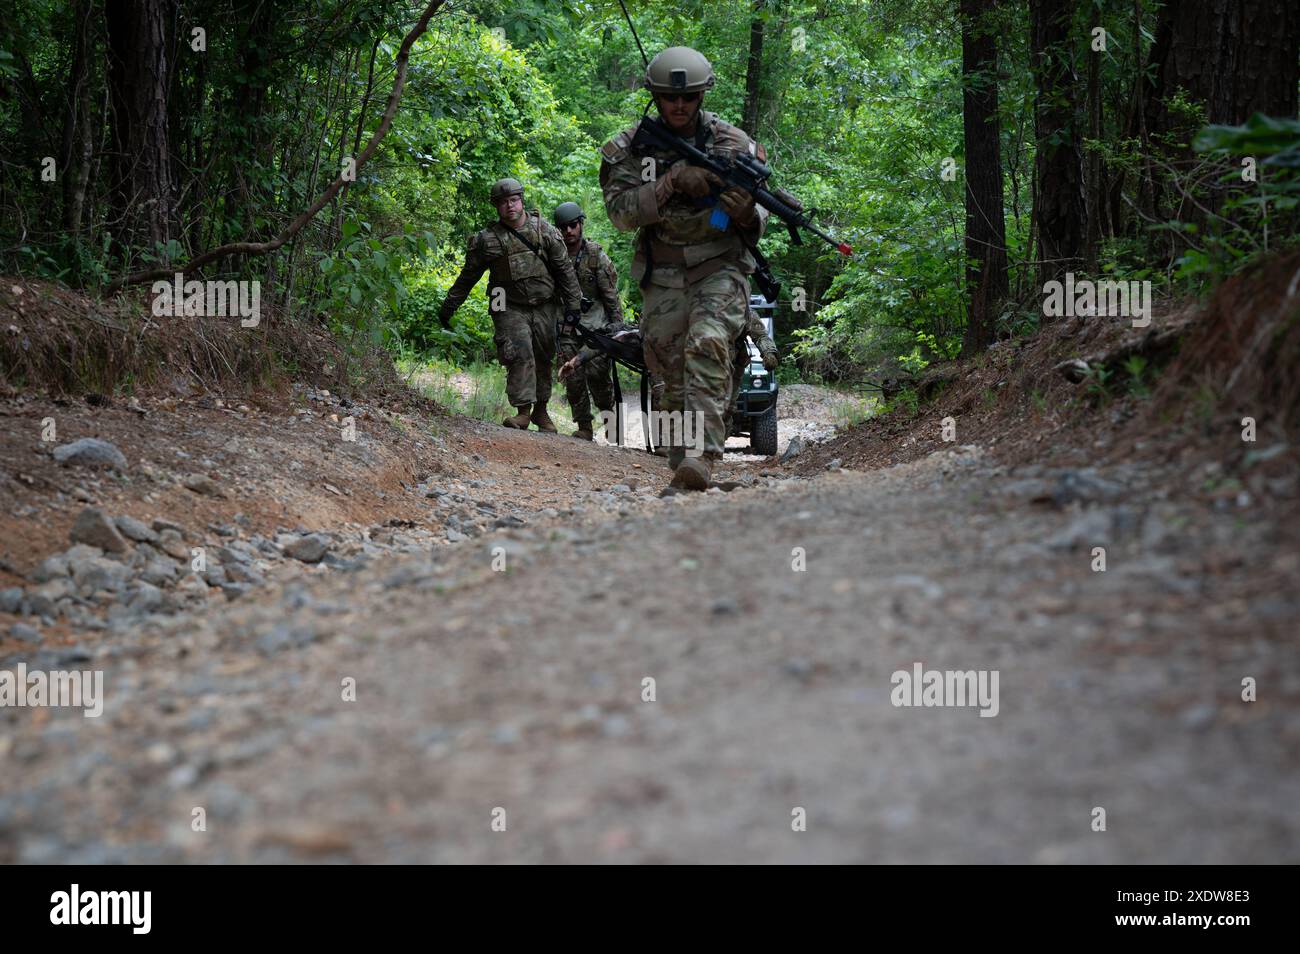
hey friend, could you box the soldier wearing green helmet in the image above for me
[599,46,770,488]
[437,178,583,431]
[551,201,626,442]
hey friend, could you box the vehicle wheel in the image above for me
[751,405,778,456]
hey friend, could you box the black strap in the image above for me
[502,218,569,292]
[640,372,652,453]
[610,360,623,446]
[639,231,655,289]
[502,218,547,264]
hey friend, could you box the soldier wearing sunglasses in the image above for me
[599,46,769,490]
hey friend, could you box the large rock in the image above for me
[0,587,24,613]
[70,556,131,596]
[216,544,254,565]
[183,474,225,498]
[26,578,72,617]
[140,560,180,587]
[52,438,127,470]
[32,554,70,583]
[69,507,129,553]
[114,515,159,544]
[223,562,265,586]
[284,534,330,563]
[156,529,190,561]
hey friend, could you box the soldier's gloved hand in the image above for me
[670,165,724,198]
[438,309,453,330]
[558,355,583,381]
[762,348,779,371]
[719,187,757,225]
[561,310,581,331]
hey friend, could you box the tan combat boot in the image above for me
[503,404,532,429]
[530,404,558,433]
[573,424,594,441]
[672,454,712,491]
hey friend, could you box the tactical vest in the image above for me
[571,239,611,330]
[626,111,760,284]
[475,211,559,307]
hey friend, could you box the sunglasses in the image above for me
[658,92,702,104]
[561,220,584,230]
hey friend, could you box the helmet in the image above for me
[553,202,585,227]
[489,178,524,203]
[644,46,715,94]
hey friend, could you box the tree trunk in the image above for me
[741,1,766,138]
[1084,4,1102,271]
[1148,0,1300,139]
[61,0,95,236]
[961,0,1009,355]
[1029,0,1085,290]
[105,0,175,261]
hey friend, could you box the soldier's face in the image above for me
[496,194,524,222]
[655,92,702,132]
[560,219,583,244]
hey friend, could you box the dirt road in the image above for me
[3,410,1296,863]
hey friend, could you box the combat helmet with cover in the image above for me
[644,46,715,94]
[553,202,585,227]
[489,178,525,203]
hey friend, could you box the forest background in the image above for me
[1,0,1297,391]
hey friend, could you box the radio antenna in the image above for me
[618,0,650,67]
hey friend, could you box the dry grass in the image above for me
[0,277,430,410]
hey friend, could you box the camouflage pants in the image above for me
[556,332,614,427]
[721,338,750,436]
[493,302,558,407]
[640,266,750,457]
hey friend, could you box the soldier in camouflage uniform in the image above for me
[722,307,779,437]
[551,202,625,441]
[599,46,770,489]
[438,178,583,431]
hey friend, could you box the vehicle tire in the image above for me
[751,404,778,456]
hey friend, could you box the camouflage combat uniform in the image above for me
[437,210,582,408]
[555,237,624,430]
[600,110,769,463]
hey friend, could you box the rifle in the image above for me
[616,0,851,300]
[567,323,657,453]
[632,114,853,260]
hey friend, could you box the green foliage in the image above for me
[1195,114,1300,176]
[885,387,920,418]
[1122,354,1151,398]
[1080,364,1112,404]
[1,0,1291,392]
[317,219,433,350]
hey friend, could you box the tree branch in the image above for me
[105,0,446,293]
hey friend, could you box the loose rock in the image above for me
[284,534,330,563]
[69,508,129,554]
[52,438,127,470]
[114,515,159,544]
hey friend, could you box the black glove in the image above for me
[438,308,452,330]
[561,310,580,331]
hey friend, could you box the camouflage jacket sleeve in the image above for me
[594,248,624,325]
[543,224,583,312]
[746,310,777,358]
[437,234,489,321]
[600,127,666,231]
